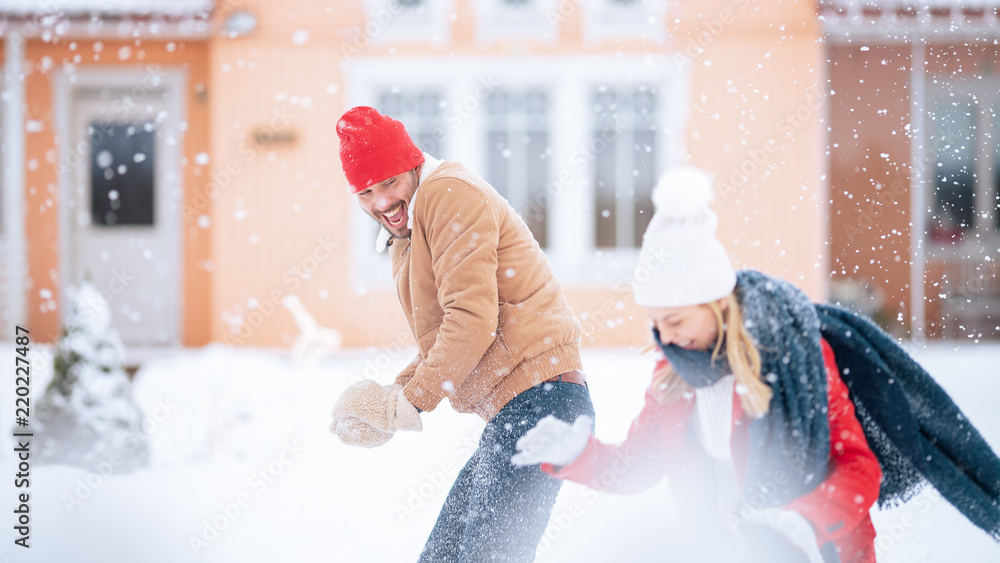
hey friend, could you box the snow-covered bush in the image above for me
[34,278,150,473]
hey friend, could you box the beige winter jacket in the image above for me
[389,161,583,420]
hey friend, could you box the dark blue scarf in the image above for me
[656,270,831,508]
[817,304,1000,541]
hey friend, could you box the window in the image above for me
[581,0,667,43]
[929,100,974,244]
[362,0,452,44]
[593,86,657,249]
[90,122,156,227]
[378,89,445,156]
[928,98,1000,246]
[473,0,559,42]
[485,88,550,247]
[345,56,686,288]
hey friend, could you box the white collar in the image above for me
[375,153,443,253]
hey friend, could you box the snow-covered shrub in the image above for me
[34,278,150,473]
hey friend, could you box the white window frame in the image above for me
[472,0,560,44]
[344,55,688,292]
[582,0,668,44]
[361,0,454,45]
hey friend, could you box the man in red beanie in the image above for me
[330,105,594,561]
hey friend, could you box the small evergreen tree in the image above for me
[35,278,150,472]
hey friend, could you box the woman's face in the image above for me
[644,299,727,352]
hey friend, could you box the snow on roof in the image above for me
[0,0,213,17]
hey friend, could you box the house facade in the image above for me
[4,0,929,357]
[823,0,1000,339]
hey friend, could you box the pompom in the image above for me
[651,167,715,217]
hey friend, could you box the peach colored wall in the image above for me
[679,0,827,300]
[205,0,826,349]
[22,39,211,345]
[208,0,410,349]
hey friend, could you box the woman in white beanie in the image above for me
[512,167,882,562]
[513,167,1000,562]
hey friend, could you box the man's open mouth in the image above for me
[383,203,406,228]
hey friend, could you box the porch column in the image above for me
[2,31,26,327]
[909,35,926,341]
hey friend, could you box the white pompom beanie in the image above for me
[631,167,736,308]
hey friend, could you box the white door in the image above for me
[65,81,182,347]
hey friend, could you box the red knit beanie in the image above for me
[336,106,425,193]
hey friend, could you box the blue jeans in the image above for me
[417,379,595,562]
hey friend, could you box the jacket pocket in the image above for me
[496,302,528,365]
[415,323,440,355]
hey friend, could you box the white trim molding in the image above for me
[820,1,1000,41]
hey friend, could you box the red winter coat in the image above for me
[544,340,881,562]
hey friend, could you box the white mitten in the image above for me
[330,416,394,448]
[511,415,592,467]
[330,380,421,448]
[746,508,824,563]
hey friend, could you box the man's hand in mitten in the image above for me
[330,416,394,448]
[330,380,422,441]
[511,415,592,467]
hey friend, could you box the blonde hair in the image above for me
[650,294,772,418]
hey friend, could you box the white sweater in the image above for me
[692,374,735,461]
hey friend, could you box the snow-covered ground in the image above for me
[1,342,998,562]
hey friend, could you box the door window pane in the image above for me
[90,122,155,227]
